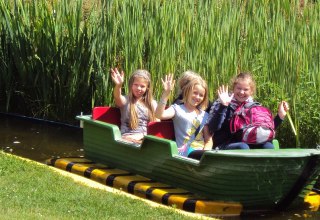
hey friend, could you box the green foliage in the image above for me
[0,0,319,147]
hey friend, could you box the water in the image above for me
[0,113,319,219]
[0,113,84,163]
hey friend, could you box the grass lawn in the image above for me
[0,151,210,220]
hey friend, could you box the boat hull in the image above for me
[77,115,320,211]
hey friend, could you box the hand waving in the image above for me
[110,68,124,86]
[161,74,175,95]
[217,85,234,106]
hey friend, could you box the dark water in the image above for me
[0,113,319,219]
[0,113,84,163]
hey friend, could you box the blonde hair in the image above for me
[182,77,208,111]
[127,69,156,129]
[231,72,256,96]
[177,70,201,95]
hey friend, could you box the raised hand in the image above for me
[155,73,176,119]
[217,85,234,106]
[110,68,124,86]
[161,74,175,95]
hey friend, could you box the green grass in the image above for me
[0,151,205,220]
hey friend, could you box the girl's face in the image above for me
[187,84,206,108]
[131,77,149,100]
[233,80,253,103]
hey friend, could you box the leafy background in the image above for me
[0,0,319,148]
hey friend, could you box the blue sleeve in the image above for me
[207,101,228,135]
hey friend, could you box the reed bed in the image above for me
[0,0,319,148]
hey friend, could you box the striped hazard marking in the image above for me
[46,157,242,216]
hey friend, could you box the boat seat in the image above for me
[147,120,175,140]
[92,106,175,140]
[92,106,121,128]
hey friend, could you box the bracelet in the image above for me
[158,99,167,105]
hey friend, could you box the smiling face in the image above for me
[233,79,254,103]
[131,77,149,100]
[187,84,206,107]
[182,77,208,110]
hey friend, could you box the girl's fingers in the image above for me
[110,68,116,78]
[110,68,124,85]
[278,101,289,114]
[110,68,120,76]
[218,85,228,95]
[283,101,289,112]
[160,74,175,92]
[164,74,174,83]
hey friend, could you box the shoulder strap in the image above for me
[244,101,261,108]
[194,120,205,138]
[234,102,260,114]
[189,113,207,143]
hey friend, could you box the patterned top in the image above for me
[119,96,157,135]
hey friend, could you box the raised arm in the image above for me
[110,68,126,107]
[217,85,234,107]
[207,85,234,134]
[155,74,176,120]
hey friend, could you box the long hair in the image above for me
[181,77,209,111]
[127,69,156,129]
[230,72,256,96]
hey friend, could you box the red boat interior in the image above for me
[92,106,175,140]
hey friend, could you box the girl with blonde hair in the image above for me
[155,73,212,157]
[111,68,158,143]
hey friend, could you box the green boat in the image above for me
[76,107,320,212]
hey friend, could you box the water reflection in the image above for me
[0,114,84,163]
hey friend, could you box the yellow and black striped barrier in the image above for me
[46,157,242,216]
[304,191,320,211]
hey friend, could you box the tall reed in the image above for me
[0,0,319,147]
